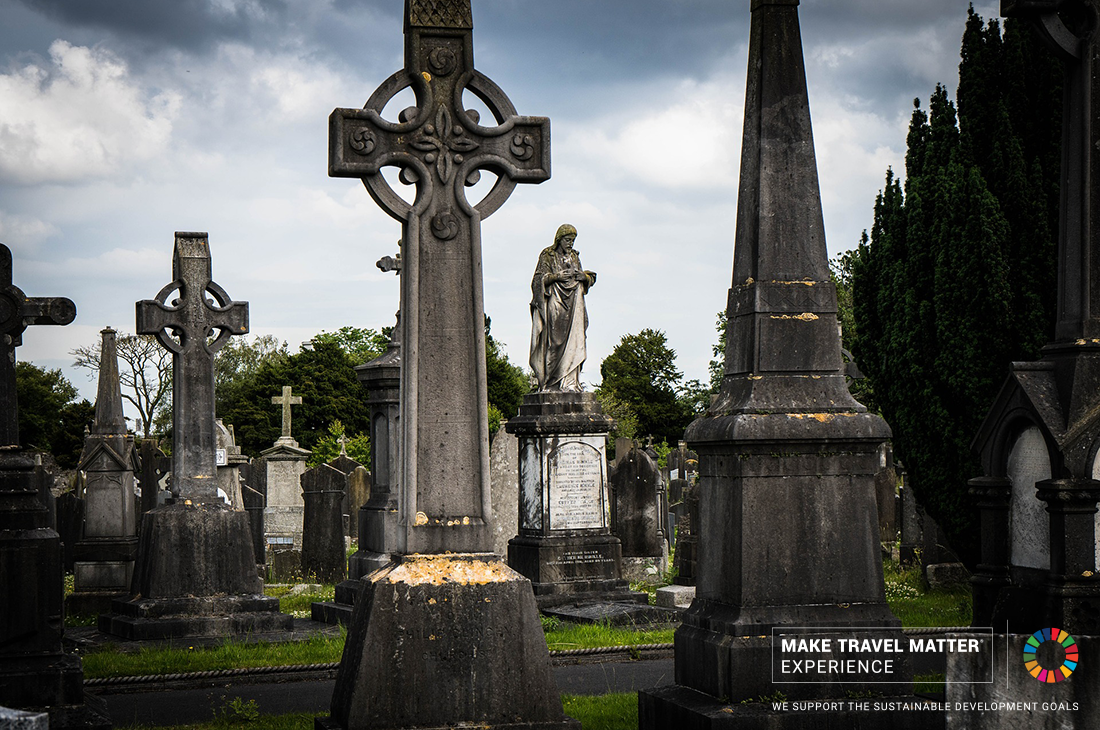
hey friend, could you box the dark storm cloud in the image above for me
[14,0,290,51]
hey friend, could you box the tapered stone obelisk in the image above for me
[640,2,923,727]
[318,2,575,728]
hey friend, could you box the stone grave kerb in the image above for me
[136,232,248,503]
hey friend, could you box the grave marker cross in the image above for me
[136,233,248,503]
[0,244,76,447]
[271,386,302,440]
[329,0,550,553]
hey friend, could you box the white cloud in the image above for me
[0,210,58,249]
[0,41,181,185]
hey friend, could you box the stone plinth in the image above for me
[100,502,291,639]
[505,392,642,607]
[318,554,578,730]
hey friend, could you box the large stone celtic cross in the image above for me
[329,0,550,554]
[136,233,249,503]
[1004,0,1100,340]
[0,243,76,448]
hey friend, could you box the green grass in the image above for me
[117,694,638,730]
[263,583,336,618]
[914,672,946,696]
[542,616,674,652]
[82,630,346,679]
[883,561,972,628]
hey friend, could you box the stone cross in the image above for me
[0,244,76,447]
[337,433,349,456]
[1004,0,1100,342]
[136,233,248,503]
[329,0,550,554]
[271,386,302,439]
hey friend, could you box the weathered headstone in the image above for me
[318,2,574,728]
[0,243,108,728]
[55,490,84,574]
[873,442,898,546]
[99,232,291,640]
[640,3,917,725]
[137,438,169,518]
[215,419,246,509]
[609,446,668,582]
[489,424,519,557]
[261,386,311,572]
[68,327,140,616]
[300,463,350,584]
[238,459,266,569]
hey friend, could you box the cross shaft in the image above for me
[271,385,302,439]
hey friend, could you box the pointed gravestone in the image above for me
[0,244,108,728]
[68,327,139,616]
[99,232,291,640]
[640,3,922,726]
[318,2,575,728]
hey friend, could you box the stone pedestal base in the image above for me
[507,534,642,607]
[317,553,579,730]
[640,684,942,730]
[99,502,291,639]
[0,654,110,730]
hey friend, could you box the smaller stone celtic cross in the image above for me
[271,386,303,441]
[0,243,76,447]
[136,233,248,503]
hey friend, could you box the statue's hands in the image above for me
[585,270,596,286]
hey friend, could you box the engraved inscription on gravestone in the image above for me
[549,441,605,530]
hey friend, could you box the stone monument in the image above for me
[0,243,108,728]
[300,462,351,584]
[261,384,310,572]
[640,2,920,726]
[947,5,1100,726]
[68,327,140,616]
[609,444,668,582]
[318,2,576,728]
[137,438,169,519]
[99,232,291,639]
[215,419,246,509]
[506,225,639,607]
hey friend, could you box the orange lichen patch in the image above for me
[414,512,429,526]
[769,313,818,321]
[770,279,816,286]
[387,555,514,586]
[1074,338,1100,345]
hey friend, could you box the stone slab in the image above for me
[656,584,695,609]
[543,602,677,627]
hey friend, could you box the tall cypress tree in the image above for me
[850,9,1061,565]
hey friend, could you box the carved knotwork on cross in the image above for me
[0,244,76,448]
[328,0,551,553]
[136,233,249,503]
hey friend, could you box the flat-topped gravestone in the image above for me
[0,243,108,729]
[609,445,668,582]
[640,3,919,727]
[318,3,575,728]
[69,327,139,616]
[100,232,290,641]
[300,463,349,584]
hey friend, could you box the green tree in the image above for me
[15,362,94,468]
[598,329,693,446]
[849,9,1060,566]
[308,420,371,468]
[311,327,391,367]
[485,316,529,423]
[217,338,371,457]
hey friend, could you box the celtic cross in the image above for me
[1004,0,1100,340]
[0,244,76,447]
[136,233,249,503]
[329,0,550,554]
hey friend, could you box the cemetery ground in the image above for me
[64,555,968,729]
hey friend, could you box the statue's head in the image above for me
[554,224,577,249]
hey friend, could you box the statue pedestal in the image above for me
[505,392,643,607]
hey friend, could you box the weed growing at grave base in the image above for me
[543,620,675,651]
[914,672,946,697]
[883,560,972,628]
[81,628,346,679]
[117,713,319,730]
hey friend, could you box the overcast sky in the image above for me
[3,0,1000,419]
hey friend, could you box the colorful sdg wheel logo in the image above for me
[1023,628,1078,683]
